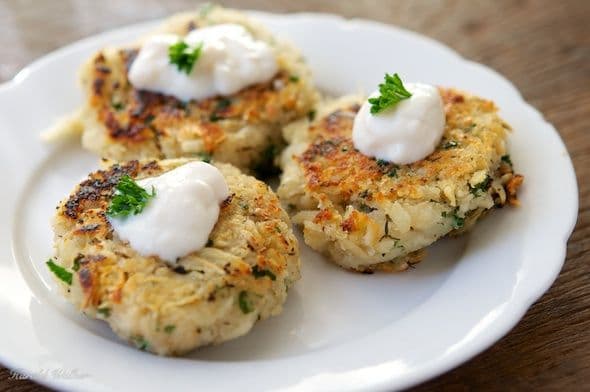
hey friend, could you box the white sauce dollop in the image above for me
[128,24,278,102]
[108,162,230,264]
[352,83,445,165]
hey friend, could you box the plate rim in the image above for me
[0,10,579,392]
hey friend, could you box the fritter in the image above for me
[48,7,317,173]
[49,158,300,355]
[278,90,523,272]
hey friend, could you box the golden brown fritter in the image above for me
[50,158,300,355]
[278,89,523,272]
[51,7,318,172]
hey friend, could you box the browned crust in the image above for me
[296,88,524,208]
[88,48,305,155]
[55,160,298,311]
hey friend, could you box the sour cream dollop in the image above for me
[352,83,445,165]
[108,162,230,264]
[128,23,278,101]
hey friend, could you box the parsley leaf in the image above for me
[443,140,459,149]
[169,41,203,74]
[368,73,412,114]
[501,155,513,166]
[163,325,176,334]
[131,335,149,351]
[97,307,111,318]
[469,175,492,196]
[442,210,465,229]
[252,265,277,281]
[238,291,254,314]
[46,259,73,285]
[106,175,155,218]
[197,152,212,163]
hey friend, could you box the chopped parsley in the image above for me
[307,110,316,121]
[358,203,376,213]
[501,154,513,166]
[464,123,476,132]
[442,210,465,229]
[106,175,156,218]
[168,41,203,74]
[97,307,111,318]
[163,325,176,334]
[144,114,155,125]
[359,189,371,199]
[387,168,398,178]
[289,75,300,82]
[72,254,83,272]
[470,175,492,196]
[443,140,459,149]
[368,73,412,114]
[111,100,124,111]
[252,265,277,281]
[209,98,232,122]
[197,152,212,163]
[46,259,72,285]
[131,335,149,351]
[376,159,388,167]
[238,291,254,314]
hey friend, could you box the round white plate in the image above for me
[0,11,578,392]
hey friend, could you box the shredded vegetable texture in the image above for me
[168,41,203,74]
[107,175,155,218]
[368,73,412,114]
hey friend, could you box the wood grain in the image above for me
[0,0,588,390]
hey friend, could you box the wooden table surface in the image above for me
[1,0,588,390]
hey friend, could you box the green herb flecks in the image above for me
[46,259,73,285]
[368,73,412,114]
[196,152,212,163]
[163,325,176,334]
[72,254,83,272]
[238,291,254,314]
[111,100,125,111]
[252,265,277,281]
[501,155,513,166]
[106,175,156,218]
[169,41,204,74]
[289,75,300,83]
[358,203,376,213]
[374,158,399,178]
[469,175,492,196]
[131,335,149,351]
[443,140,459,149]
[97,307,111,318]
[442,210,465,229]
[307,110,316,121]
[209,98,232,122]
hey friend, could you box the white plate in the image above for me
[0,11,578,392]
